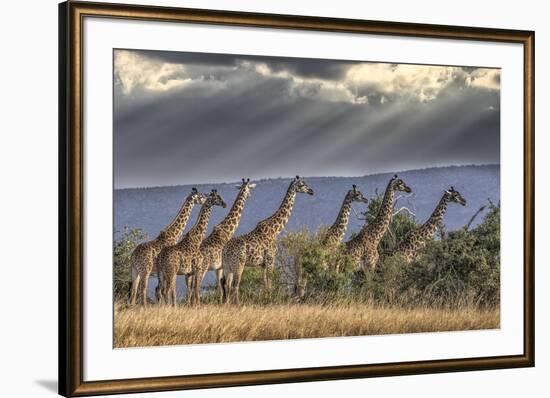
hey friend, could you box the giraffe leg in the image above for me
[233,268,243,306]
[190,259,200,306]
[194,268,207,307]
[191,273,197,305]
[184,274,192,305]
[164,277,171,306]
[223,272,234,305]
[361,248,378,273]
[158,270,168,306]
[141,271,151,307]
[192,272,199,306]
[129,268,141,306]
[163,272,172,306]
[215,268,224,304]
[263,264,274,301]
[153,258,162,305]
[170,275,177,307]
[162,283,168,306]
[155,282,162,305]
[220,275,227,304]
[263,249,276,301]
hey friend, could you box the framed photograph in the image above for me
[59,1,534,396]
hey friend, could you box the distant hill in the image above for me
[115,165,500,242]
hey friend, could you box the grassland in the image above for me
[114,302,499,348]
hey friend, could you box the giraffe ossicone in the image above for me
[322,184,369,272]
[192,178,256,305]
[344,175,412,272]
[396,186,466,263]
[156,189,226,306]
[222,176,314,305]
[128,188,206,306]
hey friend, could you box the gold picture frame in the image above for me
[59,1,534,396]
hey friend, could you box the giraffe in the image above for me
[156,189,226,306]
[222,176,314,305]
[344,175,412,272]
[191,178,256,305]
[128,188,206,306]
[321,184,369,272]
[322,184,369,248]
[396,186,466,263]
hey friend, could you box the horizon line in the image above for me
[115,163,500,191]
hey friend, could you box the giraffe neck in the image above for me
[177,204,213,248]
[206,189,248,244]
[419,194,450,239]
[325,194,353,245]
[358,180,395,246]
[156,198,194,245]
[253,184,297,240]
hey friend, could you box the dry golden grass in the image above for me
[114,302,500,348]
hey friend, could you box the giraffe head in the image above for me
[348,184,369,204]
[391,174,412,193]
[291,175,314,196]
[445,186,467,206]
[205,189,227,208]
[187,187,207,205]
[234,177,256,200]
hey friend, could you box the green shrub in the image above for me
[275,201,500,309]
[391,203,500,307]
[113,227,146,300]
[276,229,356,304]
[351,253,411,305]
[237,266,287,304]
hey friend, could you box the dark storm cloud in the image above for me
[114,49,500,188]
[267,59,353,80]
[123,49,354,80]
[141,49,240,66]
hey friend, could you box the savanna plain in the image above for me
[114,182,501,348]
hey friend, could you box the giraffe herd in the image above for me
[128,175,466,306]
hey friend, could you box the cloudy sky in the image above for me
[114,49,500,189]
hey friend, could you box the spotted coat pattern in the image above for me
[222,177,314,304]
[396,187,466,263]
[128,188,206,306]
[156,190,226,306]
[344,176,412,272]
[322,185,369,271]
[192,179,255,305]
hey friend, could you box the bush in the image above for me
[113,227,147,300]
[350,254,411,305]
[277,229,356,304]
[275,201,500,309]
[237,266,288,304]
[385,202,500,307]
[113,202,500,309]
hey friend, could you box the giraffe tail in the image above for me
[154,256,163,303]
[220,276,227,303]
